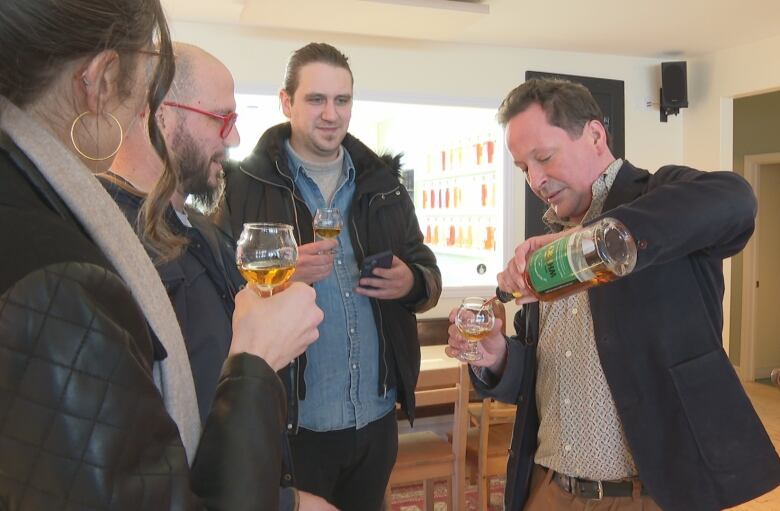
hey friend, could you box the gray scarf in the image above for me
[0,96,201,463]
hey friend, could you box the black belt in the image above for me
[547,467,648,500]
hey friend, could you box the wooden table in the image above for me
[419,344,462,389]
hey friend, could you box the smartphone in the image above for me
[360,250,393,279]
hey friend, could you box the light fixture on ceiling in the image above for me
[361,0,490,14]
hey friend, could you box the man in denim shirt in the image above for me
[218,43,442,510]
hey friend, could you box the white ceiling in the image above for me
[161,0,780,58]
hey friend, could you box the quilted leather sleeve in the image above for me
[191,354,286,511]
[0,262,198,511]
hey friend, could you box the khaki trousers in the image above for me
[523,465,664,511]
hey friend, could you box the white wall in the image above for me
[685,33,780,171]
[684,33,780,353]
[171,21,684,318]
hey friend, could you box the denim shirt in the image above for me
[286,144,396,431]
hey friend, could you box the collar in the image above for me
[99,171,191,232]
[102,170,147,198]
[242,122,387,193]
[543,158,623,231]
[284,139,356,185]
[174,208,191,228]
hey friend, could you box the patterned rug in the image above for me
[390,478,505,511]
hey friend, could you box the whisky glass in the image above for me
[313,208,343,241]
[236,223,298,297]
[456,296,495,362]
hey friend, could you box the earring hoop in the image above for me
[70,111,124,161]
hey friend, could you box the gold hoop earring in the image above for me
[70,111,124,161]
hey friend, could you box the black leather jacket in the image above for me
[216,123,442,432]
[0,133,286,510]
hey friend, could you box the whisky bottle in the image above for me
[494,217,637,303]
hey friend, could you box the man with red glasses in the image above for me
[101,43,335,511]
[162,102,237,139]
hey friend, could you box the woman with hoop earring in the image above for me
[0,1,322,509]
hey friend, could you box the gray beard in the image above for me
[174,131,225,215]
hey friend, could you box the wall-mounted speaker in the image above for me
[661,61,688,108]
[660,61,688,122]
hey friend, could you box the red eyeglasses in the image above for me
[162,101,238,139]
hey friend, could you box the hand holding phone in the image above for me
[360,250,393,279]
[356,250,415,299]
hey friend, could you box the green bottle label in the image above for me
[527,235,579,293]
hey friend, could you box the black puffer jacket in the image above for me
[0,133,285,510]
[216,123,441,431]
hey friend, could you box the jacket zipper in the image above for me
[245,159,308,431]
[279,160,304,425]
[358,187,400,398]
[237,160,308,243]
[376,307,389,399]
[275,160,304,242]
[368,185,401,209]
[352,212,389,398]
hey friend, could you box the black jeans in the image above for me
[289,411,398,511]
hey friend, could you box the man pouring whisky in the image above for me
[446,78,780,511]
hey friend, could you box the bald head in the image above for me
[111,42,238,214]
[167,43,230,103]
[157,42,238,144]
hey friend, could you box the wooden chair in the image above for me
[465,398,517,510]
[387,362,470,511]
[464,300,514,511]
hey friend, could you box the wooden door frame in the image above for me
[739,152,780,381]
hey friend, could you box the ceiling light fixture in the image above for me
[361,0,490,14]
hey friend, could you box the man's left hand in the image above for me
[355,255,414,300]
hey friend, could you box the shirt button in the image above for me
[564,444,572,452]
[352,363,358,369]
[565,350,572,358]
[345,292,351,297]
[337,260,343,265]
[287,424,293,430]
[571,308,578,315]
[349,328,355,334]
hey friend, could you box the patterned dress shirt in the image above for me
[533,158,639,480]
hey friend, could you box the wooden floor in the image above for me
[726,381,780,511]
[399,380,780,509]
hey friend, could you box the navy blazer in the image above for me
[473,161,780,511]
